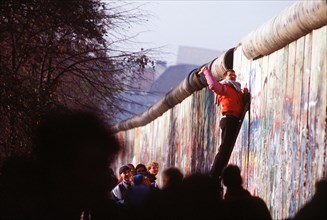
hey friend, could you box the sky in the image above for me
[120,0,296,65]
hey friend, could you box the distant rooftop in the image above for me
[177,46,222,65]
[148,64,198,95]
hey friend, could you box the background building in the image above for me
[116,46,221,122]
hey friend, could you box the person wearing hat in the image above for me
[111,165,132,205]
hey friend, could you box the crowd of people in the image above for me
[108,162,326,220]
[0,110,325,220]
[107,162,274,220]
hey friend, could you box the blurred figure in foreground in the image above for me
[0,110,121,220]
[291,178,327,220]
[151,167,184,220]
[221,164,272,220]
[125,174,150,210]
[161,166,183,190]
[180,173,222,220]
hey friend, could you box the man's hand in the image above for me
[242,83,249,94]
[198,66,208,75]
[242,87,249,94]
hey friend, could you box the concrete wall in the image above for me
[114,25,326,219]
[233,25,326,219]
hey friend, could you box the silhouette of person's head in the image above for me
[315,179,327,199]
[162,166,183,190]
[180,173,221,219]
[34,110,120,218]
[221,165,272,220]
[221,164,243,189]
[292,178,327,220]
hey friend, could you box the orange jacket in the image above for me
[217,84,244,118]
[203,68,244,118]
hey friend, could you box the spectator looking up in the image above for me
[111,165,132,205]
[146,161,159,190]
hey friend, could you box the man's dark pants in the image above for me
[210,115,240,180]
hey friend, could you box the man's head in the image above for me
[223,69,237,81]
[119,165,132,183]
[147,161,159,176]
[162,167,183,189]
[135,164,147,175]
[221,164,243,189]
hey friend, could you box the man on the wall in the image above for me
[200,66,249,182]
